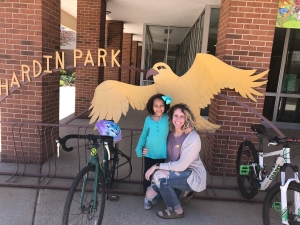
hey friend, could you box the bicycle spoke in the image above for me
[62,164,105,225]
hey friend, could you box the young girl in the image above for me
[135,93,171,210]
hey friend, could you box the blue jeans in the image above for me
[151,170,193,211]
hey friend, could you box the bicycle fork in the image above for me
[80,163,100,212]
[280,165,300,224]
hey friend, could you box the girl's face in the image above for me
[172,108,185,130]
[153,98,165,117]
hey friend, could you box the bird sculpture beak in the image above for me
[146,68,159,79]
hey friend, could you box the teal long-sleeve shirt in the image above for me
[135,114,169,159]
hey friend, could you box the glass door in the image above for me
[263,28,300,129]
[140,5,220,85]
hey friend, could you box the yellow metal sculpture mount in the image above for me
[89,53,268,133]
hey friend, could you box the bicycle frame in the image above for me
[80,139,111,212]
[258,147,291,191]
[256,145,300,224]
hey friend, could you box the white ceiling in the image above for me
[61,0,221,42]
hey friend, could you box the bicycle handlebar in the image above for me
[55,134,113,152]
[251,124,300,145]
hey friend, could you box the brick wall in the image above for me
[62,49,75,74]
[204,0,278,176]
[0,0,60,163]
[104,20,123,81]
[75,0,106,116]
[121,33,132,83]
[130,41,138,85]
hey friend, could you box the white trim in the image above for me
[201,5,211,53]
[140,23,147,86]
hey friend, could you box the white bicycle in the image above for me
[236,124,300,225]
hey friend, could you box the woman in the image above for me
[145,103,206,219]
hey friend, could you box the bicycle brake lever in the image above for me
[268,142,278,146]
[57,142,60,158]
[104,142,111,160]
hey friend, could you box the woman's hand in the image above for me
[183,126,193,134]
[145,165,156,181]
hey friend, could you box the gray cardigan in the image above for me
[159,130,207,192]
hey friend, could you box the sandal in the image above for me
[180,191,196,205]
[157,209,184,219]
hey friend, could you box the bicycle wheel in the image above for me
[62,164,105,225]
[236,140,259,199]
[263,182,300,225]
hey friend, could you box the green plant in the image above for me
[60,70,67,75]
[72,72,76,77]
[60,75,75,85]
[60,80,65,86]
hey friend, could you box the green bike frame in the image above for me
[80,139,110,211]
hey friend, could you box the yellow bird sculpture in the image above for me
[89,53,268,132]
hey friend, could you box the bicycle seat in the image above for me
[251,124,267,135]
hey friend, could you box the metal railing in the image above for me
[0,93,288,202]
[0,118,264,202]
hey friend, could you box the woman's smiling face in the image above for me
[172,108,185,130]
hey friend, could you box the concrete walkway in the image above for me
[0,86,298,225]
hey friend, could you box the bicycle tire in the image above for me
[107,146,119,188]
[263,181,300,225]
[236,140,259,199]
[62,164,105,225]
[108,159,116,188]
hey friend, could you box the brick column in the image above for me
[204,0,278,176]
[136,45,142,85]
[104,20,123,81]
[121,33,132,83]
[0,0,60,163]
[130,41,138,85]
[75,0,106,116]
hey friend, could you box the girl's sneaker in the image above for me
[144,197,151,210]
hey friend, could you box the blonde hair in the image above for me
[167,104,196,132]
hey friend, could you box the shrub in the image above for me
[60,80,65,86]
[72,72,76,77]
[60,75,75,86]
[60,70,67,75]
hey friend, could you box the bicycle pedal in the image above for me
[240,165,250,175]
[108,194,120,201]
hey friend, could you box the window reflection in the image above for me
[266,28,286,93]
[281,29,300,94]
[262,96,276,121]
[276,97,300,123]
[207,8,220,56]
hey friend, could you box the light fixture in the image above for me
[106,11,111,15]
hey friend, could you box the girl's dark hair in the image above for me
[146,94,170,115]
[167,103,196,131]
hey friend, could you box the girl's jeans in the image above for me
[143,157,165,194]
[150,170,193,211]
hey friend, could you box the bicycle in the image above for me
[236,124,300,225]
[56,132,132,225]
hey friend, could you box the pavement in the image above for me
[0,86,299,225]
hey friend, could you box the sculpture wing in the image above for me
[89,80,158,124]
[181,53,268,109]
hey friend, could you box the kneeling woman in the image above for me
[145,103,207,219]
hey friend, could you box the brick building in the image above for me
[0,0,299,175]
